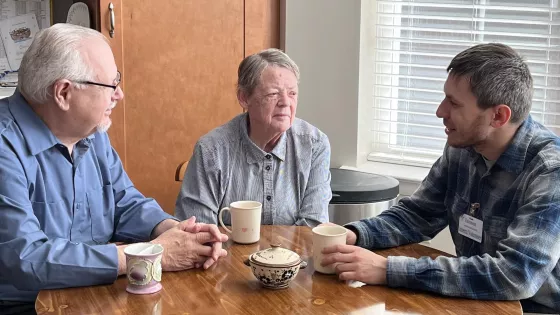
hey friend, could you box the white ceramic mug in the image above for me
[312,225,348,274]
[218,201,262,244]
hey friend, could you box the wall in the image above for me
[283,0,362,168]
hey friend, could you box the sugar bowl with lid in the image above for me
[244,243,307,289]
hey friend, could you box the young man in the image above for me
[322,43,560,314]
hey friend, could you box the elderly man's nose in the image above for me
[114,86,124,100]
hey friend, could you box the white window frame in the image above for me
[364,0,560,168]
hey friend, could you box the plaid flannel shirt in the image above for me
[347,115,560,313]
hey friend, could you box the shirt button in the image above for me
[266,195,271,201]
[265,154,271,159]
[265,165,271,171]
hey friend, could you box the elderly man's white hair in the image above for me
[18,23,108,105]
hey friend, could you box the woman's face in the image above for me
[239,66,298,135]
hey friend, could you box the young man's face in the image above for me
[436,74,494,148]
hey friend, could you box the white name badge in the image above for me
[458,214,483,243]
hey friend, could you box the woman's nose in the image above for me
[277,91,289,106]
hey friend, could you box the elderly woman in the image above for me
[175,48,331,227]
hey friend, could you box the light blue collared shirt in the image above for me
[175,113,331,227]
[0,91,174,302]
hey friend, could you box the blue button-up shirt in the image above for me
[0,91,174,302]
[175,113,331,227]
[347,116,560,313]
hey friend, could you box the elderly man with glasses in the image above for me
[0,24,228,315]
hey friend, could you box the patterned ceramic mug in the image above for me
[124,243,164,294]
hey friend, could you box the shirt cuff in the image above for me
[386,255,417,288]
[140,211,177,241]
[344,220,373,249]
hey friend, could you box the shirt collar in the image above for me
[494,115,534,174]
[240,113,287,163]
[8,90,95,156]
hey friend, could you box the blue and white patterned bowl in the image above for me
[245,244,307,289]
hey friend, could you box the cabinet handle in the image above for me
[109,2,115,38]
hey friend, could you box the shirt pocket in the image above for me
[86,184,115,244]
[448,193,470,255]
[483,216,510,253]
[31,199,68,238]
[448,193,469,230]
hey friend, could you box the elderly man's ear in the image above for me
[52,79,73,112]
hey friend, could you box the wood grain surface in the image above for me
[36,226,522,315]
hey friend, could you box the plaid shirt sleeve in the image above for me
[387,165,560,301]
[345,145,451,249]
[347,146,560,302]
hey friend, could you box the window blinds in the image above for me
[369,0,560,167]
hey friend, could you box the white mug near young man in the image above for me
[312,225,348,274]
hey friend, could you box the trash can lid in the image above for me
[330,168,399,204]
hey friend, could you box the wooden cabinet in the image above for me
[55,1,280,213]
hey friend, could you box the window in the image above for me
[368,0,560,167]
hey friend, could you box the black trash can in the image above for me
[328,168,399,225]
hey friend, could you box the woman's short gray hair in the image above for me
[18,23,107,104]
[237,48,300,97]
[447,43,533,123]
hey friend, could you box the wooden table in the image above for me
[36,226,522,314]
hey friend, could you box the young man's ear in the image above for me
[490,104,512,128]
[52,79,73,111]
[237,90,249,110]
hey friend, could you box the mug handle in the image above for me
[218,207,232,233]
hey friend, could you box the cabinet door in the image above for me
[100,0,244,213]
[99,0,126,168]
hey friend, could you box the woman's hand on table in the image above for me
[321,244,387,285]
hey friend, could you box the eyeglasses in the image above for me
[76,71,121,91]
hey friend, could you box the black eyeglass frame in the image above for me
[76,71,121,91]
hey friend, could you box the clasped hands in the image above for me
[319,223,388,285]
[151,216,228,271]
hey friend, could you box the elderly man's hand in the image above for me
[321,244,387,285]
[175,217,228,269]
[151,220,228,271]
[318,222,357,245]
